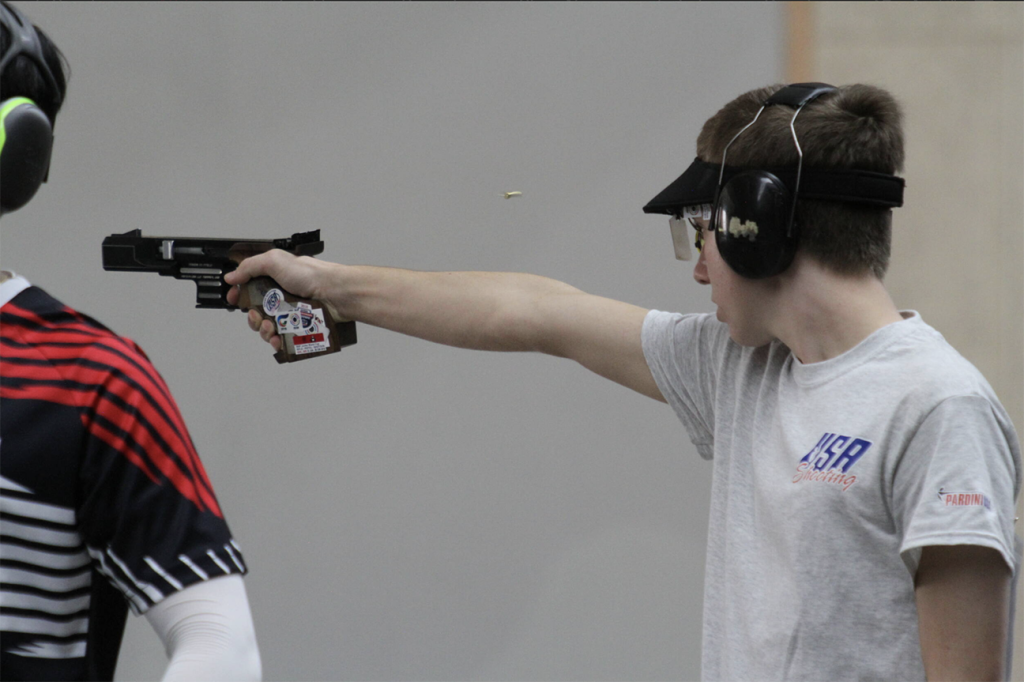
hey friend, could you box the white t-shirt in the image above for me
[642,309,1021,681]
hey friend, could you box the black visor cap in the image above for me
[643,157,905,217]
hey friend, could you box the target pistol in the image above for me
[101,229,356,363]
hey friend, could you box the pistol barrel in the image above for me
[101,229,325,308]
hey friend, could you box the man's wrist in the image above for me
[319,261,358,321]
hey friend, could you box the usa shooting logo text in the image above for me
[793,433,873,492]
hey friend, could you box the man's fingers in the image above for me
[260,319,276,342]
[225,251,273,286]
[223,258,254,285]
[229,250,295,355]
[242,309,281,351]
[224,266,247,286]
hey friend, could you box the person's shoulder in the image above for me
[644,309,771,383]
[887,312,999,402]
[3,286,160,383]
[646,310,728,342]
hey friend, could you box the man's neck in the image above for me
[0,270,12,284]
[766,255,905,365]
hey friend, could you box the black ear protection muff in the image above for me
[709,83,835,279]
[1,1,60,215]
[1,96,53,215]
[643,83,905,279]
[712,167,796,279]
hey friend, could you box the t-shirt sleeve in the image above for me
[893,395,1022,575]
[73,336,247,615]
[641,310,726,460]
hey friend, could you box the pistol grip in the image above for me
[236,276,357,363]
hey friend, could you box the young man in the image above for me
[0,3,261,679]
[226,83,1020,680]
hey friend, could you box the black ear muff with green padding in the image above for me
[1,96,54,214]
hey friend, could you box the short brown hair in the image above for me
[696,84,904,279]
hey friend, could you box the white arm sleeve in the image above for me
[144,574,262,682]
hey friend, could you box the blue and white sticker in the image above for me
[274,302,321,336]
[263,288,284,316]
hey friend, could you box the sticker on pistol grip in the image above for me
[270,298,298,334]
[263,289,285,316]
[292,307,332,355]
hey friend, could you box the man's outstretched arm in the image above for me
[914,544,1012,682]
[224,251,665,402]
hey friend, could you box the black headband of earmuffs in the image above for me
[0,1,62,110]
[642,157,904,217]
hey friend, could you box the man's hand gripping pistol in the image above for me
[102,229,356,363]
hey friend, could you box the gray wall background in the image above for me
[2,3,783,679]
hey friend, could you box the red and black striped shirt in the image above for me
[1,280,246,681]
